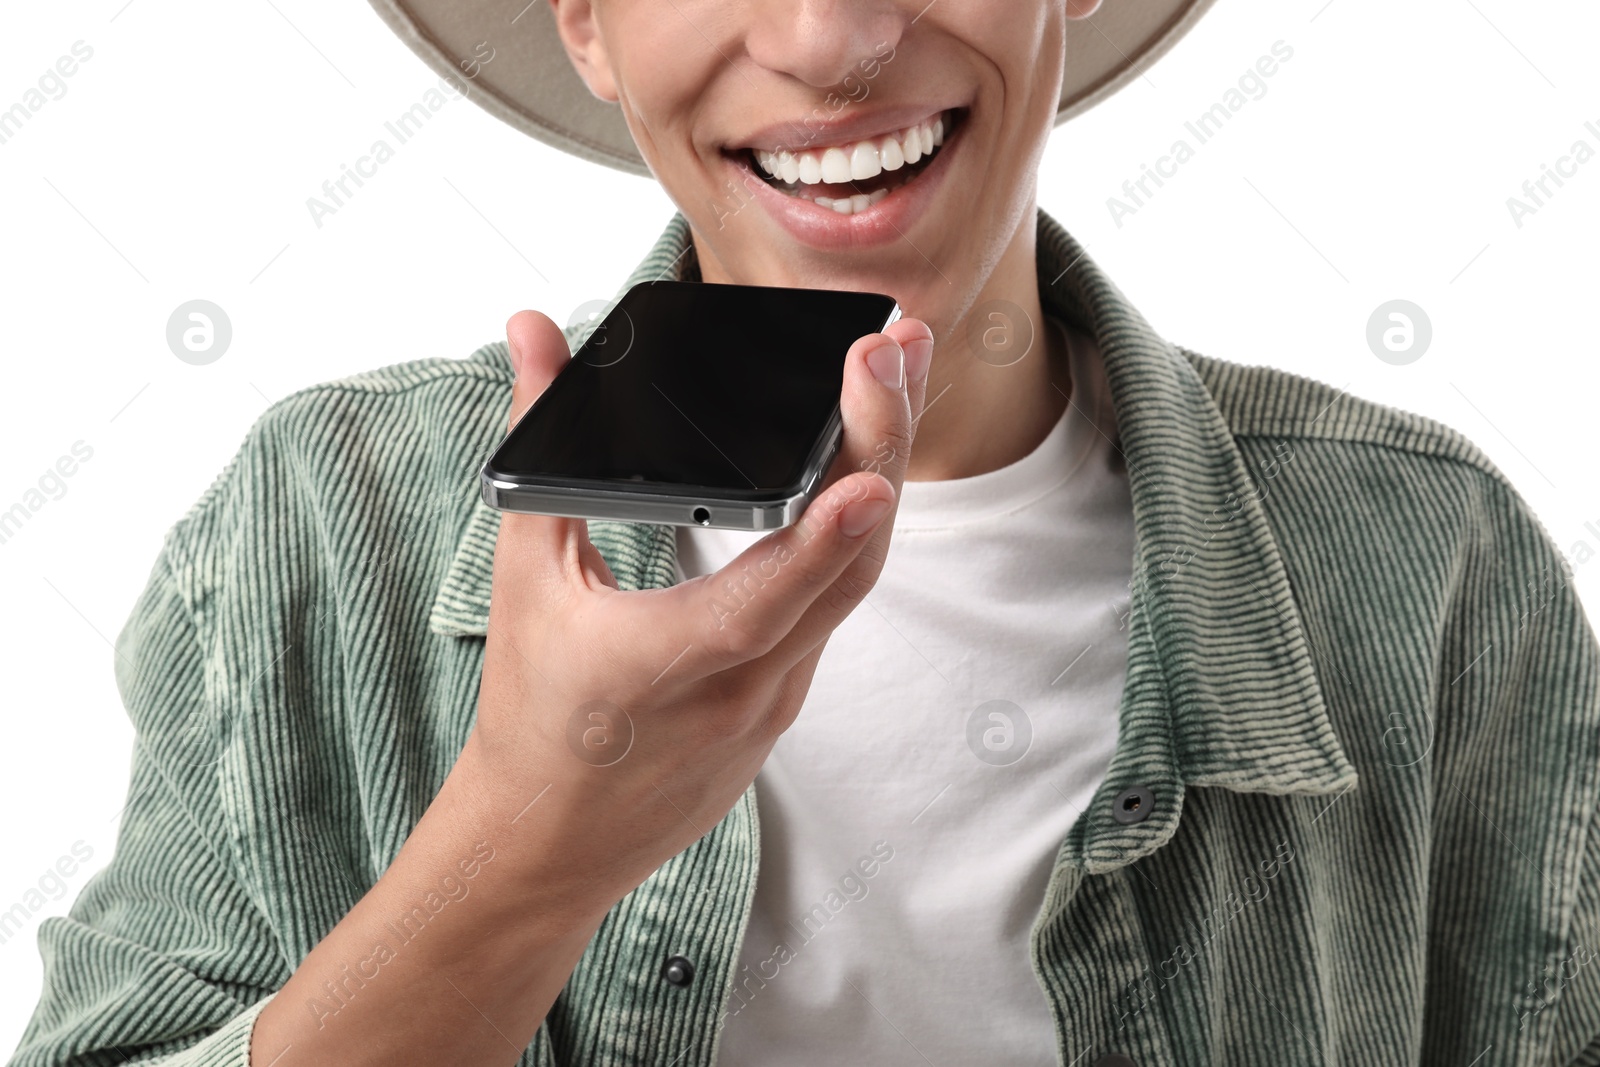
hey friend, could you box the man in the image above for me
[12,1,1600,1064]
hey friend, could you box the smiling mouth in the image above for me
[728,107,966,216]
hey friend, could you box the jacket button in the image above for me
[1112,786,1154,825]
[661,955,695,987]
[1094,1056,1137,1067]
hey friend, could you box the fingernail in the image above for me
[839,496,891,538]
[866,342,904,390]
[903,337,933,383]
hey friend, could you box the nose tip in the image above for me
[743,0,906,90]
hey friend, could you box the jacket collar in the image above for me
[430,209,1357,867]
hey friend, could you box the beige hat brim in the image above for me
[368,0,1219,178]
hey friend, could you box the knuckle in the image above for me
[748,664,816,740]
[816,554,882,617]
[703,608,774,666]
[815,582,864,620]
[879,421,915,471]
[854,421,913,482]
[715,673,770,727]
[748,695,799,744]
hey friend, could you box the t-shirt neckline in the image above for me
[893,314,1111,531]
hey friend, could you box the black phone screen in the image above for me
[490,280,899,497]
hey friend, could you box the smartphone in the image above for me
[480,280,902,530]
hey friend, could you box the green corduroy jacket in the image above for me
[11,208,1600,1067]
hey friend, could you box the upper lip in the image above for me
[724,103,963,154]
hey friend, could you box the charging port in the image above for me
[692,507,712,526]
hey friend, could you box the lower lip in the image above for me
[724,116,964,252]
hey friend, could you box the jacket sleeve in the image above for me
[1431,471,1600,1066]
[1553,776,1600,1065]
[1382,450,1600,1063]
[1556,808,1600,1065]
[8,533,286,1066]
[1516,535,1600,1067]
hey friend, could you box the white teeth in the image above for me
[819,147,852,183]
[880,135,905,171]
[749,110,951,189]
[849,141,880,181]
[902,125,922,165]
[814,188,891,215]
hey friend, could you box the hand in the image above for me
[250,308,932,1066]
[468,306,934,926]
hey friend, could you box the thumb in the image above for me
[505,310,572,433]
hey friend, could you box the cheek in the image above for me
[604,10,723,164]
[970,3,1059,98]
[965,6,1063,151]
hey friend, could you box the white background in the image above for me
[1,0,1596,1049]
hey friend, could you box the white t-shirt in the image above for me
[676,316,1134,1066]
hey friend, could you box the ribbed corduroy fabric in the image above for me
[11,208,1600,1067]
